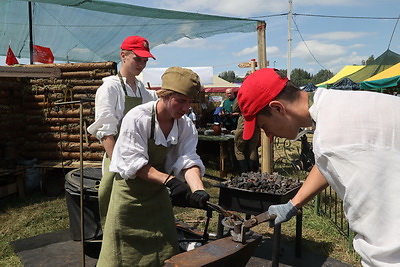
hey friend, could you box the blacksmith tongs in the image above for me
[207,202,276,243]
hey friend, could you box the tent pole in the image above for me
[287,0,293,79]
[257,20,273,174]
[28,2,33,64]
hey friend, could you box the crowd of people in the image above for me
[88,35,400,266]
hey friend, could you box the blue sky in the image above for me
[118,0,400,77]
[2,0,399,78]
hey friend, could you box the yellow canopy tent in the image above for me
[317,65,365,88]
[363,62,400,81]
[360,62,400,91]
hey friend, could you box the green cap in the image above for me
[161,66,201,98]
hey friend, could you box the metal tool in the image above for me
[207,202,276,243]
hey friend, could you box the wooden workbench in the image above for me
[198,134,235,178]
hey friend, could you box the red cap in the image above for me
[238,68,288,140]
[120,36,155,59]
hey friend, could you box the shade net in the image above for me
[1,0,259,63]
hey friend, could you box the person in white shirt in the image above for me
[238,68,400,267]
[187,107,197,126]
[97,66,210,266]
[87,36,157,227]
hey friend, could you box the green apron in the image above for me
[98,73,143,228]
[97,107,179,267]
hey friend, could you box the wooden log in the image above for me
[23,109,93,117]
[43,117,94,125]
[22,151,104,161]
[21,62,117,72]
[0,90,11,97]
[0,66,61,78]
[26,124,95,134]
[26,133,97,142]
[72,85,100,92]
[60,71,112,79]
[26,125,78,133]
[23,99,95,109]
[24,142,103,151]
[29,79,103,86]
[23,93,96,104]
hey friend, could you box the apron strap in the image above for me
[150,105,156,140]
[118,72,142,98]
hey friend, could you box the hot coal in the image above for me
[225,172,302,195]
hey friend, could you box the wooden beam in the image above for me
[0,66,61,78]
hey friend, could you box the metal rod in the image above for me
[271,224,281,267]
[54,98,95,106]
[79,99,85,267]
[295,211,302,258]
[287,0,293,79]
[28,2,33,64]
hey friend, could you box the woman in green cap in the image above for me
[96,66,210,267]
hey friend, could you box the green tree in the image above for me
[362,55,375,65]
[311,69,334,84]
[290,68,312,86]
[218,70,236,83]
[365,55,375,65]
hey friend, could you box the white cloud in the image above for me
[156,37,225,49]
[292,40,347,63]
[233,46,257,57]
[291,40,367,71]
[156,0,369,17]
[310,31,370,41]
[232,45,280,58]
[297,0,364,6]
[158,0,288,17]
[267,46,281,57]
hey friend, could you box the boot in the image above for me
[237,160,248,174]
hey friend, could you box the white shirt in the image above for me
[109,100,205,180]
[309,88,400,266]
[87,75,158,140]
[188,111,196,122]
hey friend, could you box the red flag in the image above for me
[6,45,19,65]
[33,45,54,64]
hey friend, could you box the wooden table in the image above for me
[198,134,235,178]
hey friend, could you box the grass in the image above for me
[0,169,361,266]
[0,192,69,266]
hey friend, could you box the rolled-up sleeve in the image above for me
[109,104,152,179]
[165,119,205,179]
[87,78,124,141]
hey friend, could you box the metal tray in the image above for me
[215,182,301,215]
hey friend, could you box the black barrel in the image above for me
[65,167,102,241]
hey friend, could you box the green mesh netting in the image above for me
[1,0,259,63]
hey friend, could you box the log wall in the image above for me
[0,62,117,168]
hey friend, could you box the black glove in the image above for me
[189,190,210,209]
[165,178,191,207]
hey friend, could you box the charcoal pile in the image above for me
[225,172,302,195]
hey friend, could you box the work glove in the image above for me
[165,178,191,207]
[188,190,210,210]
[267,200,299,227]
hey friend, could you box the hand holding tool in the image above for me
[267,200,299,227]
[165,178,191,207]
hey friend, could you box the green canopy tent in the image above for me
[360,76,400,92]
[1,0,260,63]
[345,49,400,83]
[360,62,400,92]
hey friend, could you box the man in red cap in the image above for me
[88,36,157,227]
[237,68,400,266]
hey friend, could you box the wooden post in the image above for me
[257,20,273,174]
